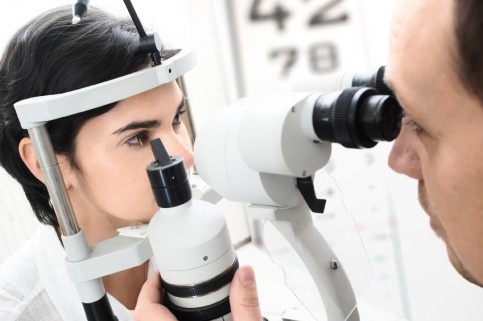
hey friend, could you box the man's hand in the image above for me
[230,265,263,321]
[134,265,263,321]
[133,274,177,321]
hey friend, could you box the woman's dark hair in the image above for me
[0,6,154,226]
[455,0,483,101]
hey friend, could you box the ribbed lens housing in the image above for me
[313,87,402,148]
[163,258,239,321]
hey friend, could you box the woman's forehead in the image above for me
[79,83,181,133]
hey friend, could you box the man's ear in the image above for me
[19,137,44,183]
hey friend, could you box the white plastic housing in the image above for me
[194,92,331,208]
[293,72,355,93]
[14,48,196,129]
[148,200,235,285]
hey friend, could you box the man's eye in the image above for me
[125,131,148,148]
[403,115,424,135]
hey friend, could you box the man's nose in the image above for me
[388,125,423,180]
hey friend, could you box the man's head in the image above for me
[385,0,483,287]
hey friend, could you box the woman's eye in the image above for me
[125,131,148,148]
[173,107,187,125]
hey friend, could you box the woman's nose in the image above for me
[388,124,423,180]
[163,134,194,169]
[180,145,194,169]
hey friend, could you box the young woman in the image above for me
[0,5,261,321]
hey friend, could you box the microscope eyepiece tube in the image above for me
[312,87,402,148]
[351,66,394,96]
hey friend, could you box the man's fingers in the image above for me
[138,274,163,304]
[135,267,262,321]
[230,265,263,321]
[134,274,178,321]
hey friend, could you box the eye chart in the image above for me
[226,0,370,95]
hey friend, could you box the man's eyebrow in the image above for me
[383,77,404,107]
[383,76,395,92]
[111,120,160,135]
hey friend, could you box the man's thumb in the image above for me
[230,265,263,321]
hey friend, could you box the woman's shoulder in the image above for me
[0,226,52,320]
[0,226,43,283]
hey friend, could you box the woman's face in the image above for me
[63,81,193,240]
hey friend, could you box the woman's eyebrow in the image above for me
[177,97,185,112]
[111,120,160,135]
[111,97,184,135]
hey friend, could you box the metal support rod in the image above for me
[28,125,80,236]
[122,0,162,66]
[123,0,147,37]
[29,125,117,321]
[176,76,196,142]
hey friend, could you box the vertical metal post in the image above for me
[28,125,80,236]
[28,125,117,321]
[177,76,196,142]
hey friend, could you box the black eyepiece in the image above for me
[352,66,394,96]
[313,87,402,149]
[147,139,191,208]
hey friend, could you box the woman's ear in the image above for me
[19,137,44,183]
[19,137,75,189]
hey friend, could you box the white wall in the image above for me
[1,1,482,321]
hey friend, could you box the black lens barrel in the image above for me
[313,87,402,149]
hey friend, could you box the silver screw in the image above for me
[330,259,338,270]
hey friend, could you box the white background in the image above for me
[0,1,482,321]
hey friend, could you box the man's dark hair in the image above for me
[0,6,154,226]
[455,0,483,101]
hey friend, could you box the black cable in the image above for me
[123,0,147,37]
